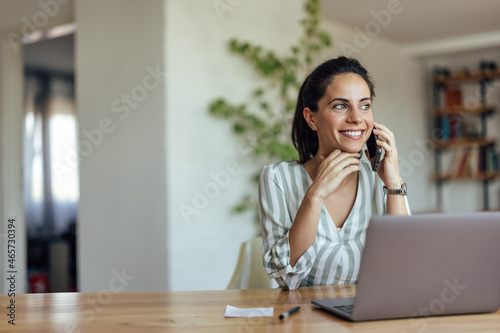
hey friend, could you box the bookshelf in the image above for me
[432,64,500,211]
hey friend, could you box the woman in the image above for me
[259,56,410,290]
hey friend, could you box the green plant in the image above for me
[208,0,332,216]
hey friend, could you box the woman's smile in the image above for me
[339,129,365,140]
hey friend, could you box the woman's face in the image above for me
[310,73,374,155]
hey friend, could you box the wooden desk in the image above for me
[1,284,499,332]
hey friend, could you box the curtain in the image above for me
[23,72,78,238]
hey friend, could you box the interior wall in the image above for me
[165,0,303,291]
[0,36,26,295]
[76,0,168,292]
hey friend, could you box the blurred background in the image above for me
[0,0,499,294]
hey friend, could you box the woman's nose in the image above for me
[347,109,362,123]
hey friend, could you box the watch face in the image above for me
[398,184,407,195]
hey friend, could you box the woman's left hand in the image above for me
[372,122,402,189]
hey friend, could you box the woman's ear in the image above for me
[303,107,317,131]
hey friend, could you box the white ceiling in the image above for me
[2,0,500,60]
[0,0,74,32]
[320,0,500,53]
[2,0,499,44]
[24,34,74,74]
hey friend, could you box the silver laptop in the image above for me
[312,212,500,322]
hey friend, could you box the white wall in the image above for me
[0,35,26,295]
[76,0,168,292]
[422,47,500,212]
[165,0,304,291]
[165,0,432,291]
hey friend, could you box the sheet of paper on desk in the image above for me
[224,305,274,317]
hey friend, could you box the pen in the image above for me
[279,306,300,320]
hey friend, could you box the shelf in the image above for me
[431,62,500,211]
[433,69,500,84]
[432,105,494,117]
[434,137,495,149]
[434,171,500,182]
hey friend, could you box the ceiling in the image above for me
[320,0,500,46]
[0,0,74,32]
[4,0,500,64]
[2,0,499,45]
[24,34,74,74]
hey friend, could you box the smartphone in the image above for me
[366,130,382,172]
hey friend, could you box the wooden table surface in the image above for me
[1,284,499,332]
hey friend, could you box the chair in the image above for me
[226,237,278,289]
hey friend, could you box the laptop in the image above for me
[312,212,500,322]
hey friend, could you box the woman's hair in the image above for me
[291,56,375,163]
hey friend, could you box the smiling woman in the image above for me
[303,73,374,155]
[259,56,410,290]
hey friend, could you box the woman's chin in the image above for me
[339,145,365,154]
[345,148,363,153]
[323,146,365,155]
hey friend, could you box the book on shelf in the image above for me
[448,115,462,139]
[436,113,471,141]
[468,148,479,177]
[449,147,471,177]
[441,116,450,140]
[449,147,465,177]
[459,148,471,176]
[479,146,487,172]
[445,86,462,108]
[447,147,498,177]
[487,147,499,173]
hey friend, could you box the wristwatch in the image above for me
[383,183,407,196]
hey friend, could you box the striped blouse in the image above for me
[258,160,410,290]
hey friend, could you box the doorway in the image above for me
[23,26,78,292]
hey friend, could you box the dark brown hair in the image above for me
[291,56,375,163]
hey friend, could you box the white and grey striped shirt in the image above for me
[258,160,410,290]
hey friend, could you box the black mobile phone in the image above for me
[366,130,382,172]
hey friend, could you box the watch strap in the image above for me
[383,183,407,196]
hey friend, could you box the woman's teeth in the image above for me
[341,131,362,136]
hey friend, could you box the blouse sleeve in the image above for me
[258,164,318,290]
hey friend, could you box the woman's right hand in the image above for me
[309,149,361,201]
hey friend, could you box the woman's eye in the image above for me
[360,104,371,111]
[333,103,347,110]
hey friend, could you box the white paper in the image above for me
[224,305,274,317]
